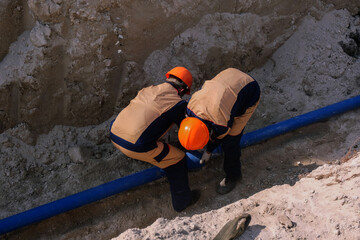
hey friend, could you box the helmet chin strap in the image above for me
[166,79,187,97]
[178,86,189,97]
[178,88,185,97]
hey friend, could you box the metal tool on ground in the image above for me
[213,213,252,240]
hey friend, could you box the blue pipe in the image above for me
[240,95,360,148]
[1,95,360,235]
[0,167,166,235]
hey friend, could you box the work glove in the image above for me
[200,151,211,164]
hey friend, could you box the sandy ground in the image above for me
[116,153,360,240]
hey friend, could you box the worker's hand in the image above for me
[200,151,211,164]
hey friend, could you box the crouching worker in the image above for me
[178,68,260,195]
[110,67,200,212]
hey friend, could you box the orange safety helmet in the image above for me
[178,117,209,150]
[166,67,193,94]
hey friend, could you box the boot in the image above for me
[163,157,200,212]
[216,175,242,195]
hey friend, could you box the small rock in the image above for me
[6,123,36,145]
[104,59,112,67]
[68,146,91,163]
[334,160,340,165]
[30,22,52,47]
[278,214,294,228]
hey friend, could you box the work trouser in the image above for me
[222,131,244,180]
[207,93,260,180]
[222,98,260,180]
[111,140,192,211]
[111,141,185,168]
[163,157,192,212]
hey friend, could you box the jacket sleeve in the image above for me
[205,123,229,152]
[211,123,230,139]
[206,137,221,153]
[172,100,188,127]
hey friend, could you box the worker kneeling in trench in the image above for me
[110,67,200,212]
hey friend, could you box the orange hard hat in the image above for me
[166,67,193,94]
[178,117,209,150]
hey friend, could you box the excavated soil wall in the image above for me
[0,0,358,134]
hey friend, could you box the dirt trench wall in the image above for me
[1,0,358,134]
[0,0,27,61]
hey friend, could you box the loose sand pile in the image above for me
[116,153,360,240]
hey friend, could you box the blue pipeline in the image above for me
[240,95,360,148]
[1,95,360,235]
[0,167,166,235]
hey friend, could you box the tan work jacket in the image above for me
[187,68,260,139]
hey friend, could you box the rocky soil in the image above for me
[117,153,360,240]
[0,0,360,239]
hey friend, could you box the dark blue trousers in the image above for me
[221,131,243,180]
[163,157,192,212]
